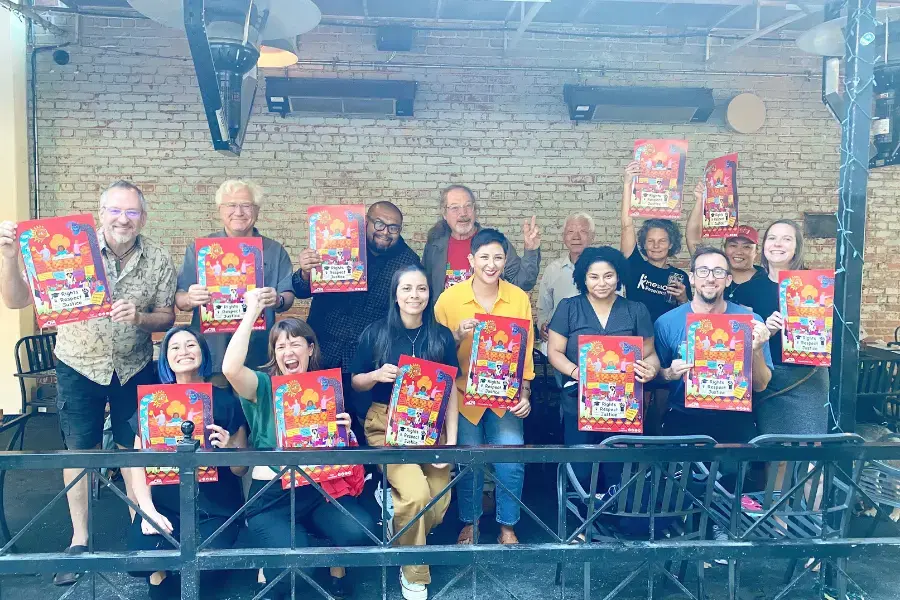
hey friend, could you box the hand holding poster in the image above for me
[630,139,689,219]
[779,270,835,366]
[137,383,217,486]
[18,214,113,328]
[308,205,367,293]
[684,313,753,412]
[196,237,264,334]
[272,368,353,489]
[702,154,739,238]
[578,336,644,433]
[386,356,457,446]
[464,314,530,409]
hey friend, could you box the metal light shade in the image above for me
[797,6,900,56]
[258,38,298,68]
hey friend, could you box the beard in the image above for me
[106,227,137,245]
[697,288,722,305]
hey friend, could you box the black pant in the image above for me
[244,479,376,593]
[563,412,623,494]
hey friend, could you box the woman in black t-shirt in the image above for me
[620,161,692,322]
[351,264,459,600]
[126,326,248,599]
[547,247,659,494]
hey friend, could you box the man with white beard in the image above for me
[0,180,176,586]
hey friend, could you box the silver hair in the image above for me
[564,211,595,234]
[99,180,147,212]
[215,179,263,206]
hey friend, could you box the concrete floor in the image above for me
[0,414,898,600]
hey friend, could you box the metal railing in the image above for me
[1,441,899,600]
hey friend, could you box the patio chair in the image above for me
[556,435,720,600]
[708,433,865,600]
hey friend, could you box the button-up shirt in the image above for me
[537,255,578,330]
[54,230,177,385]
[434,277,535,425]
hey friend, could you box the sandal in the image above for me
[457,524,475,545]
[53,544,88,586]
[497,528,519,545]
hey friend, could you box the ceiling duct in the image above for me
[266,78,418,118]
[562,85,715,124]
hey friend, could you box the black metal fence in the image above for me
[2,441,900,600]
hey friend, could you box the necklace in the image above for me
[107,242,138,273]
[406,327,422,357]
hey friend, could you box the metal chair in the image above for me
[556,435,720,600]
[857,358,900,428]
[708,433,866,600]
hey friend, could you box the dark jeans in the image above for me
[563,411,622,495]
[245,479,376,593]
[56,360,156,449]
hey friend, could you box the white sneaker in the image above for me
[712,524,729,566]
[400,570,428,600]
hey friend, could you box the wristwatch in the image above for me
[276,294,285,311]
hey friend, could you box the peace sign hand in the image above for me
[522,216,541,251]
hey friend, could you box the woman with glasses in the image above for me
[730,220,828,435]
[620,162,692,322]
[546,246,659,494]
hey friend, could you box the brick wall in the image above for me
[29,15,900,339]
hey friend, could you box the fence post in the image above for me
[177,420,201,600]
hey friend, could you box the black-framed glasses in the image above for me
[368,218,402,235]
[693,266,730,280]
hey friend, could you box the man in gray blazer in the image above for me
[422,184,542,298]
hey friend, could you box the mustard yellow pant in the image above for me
[364,402,451,585]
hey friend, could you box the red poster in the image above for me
[386,356,457,446]
[630,139,688,219]
[684,313,753,412]
[464,314,530,409]
[702,154,739,238]
[308,205,367,293]
[779,270,835,367]
[136,383,217,486]
[578,336,644,433]
[18,214,113,328]
[272,369,352,489]
[196,237,264,334]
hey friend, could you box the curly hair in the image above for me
[637,218,682,258]
[573,246,629,296]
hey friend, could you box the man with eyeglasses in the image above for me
[423,185,541,297]
[175,180,295,375]
[292,201,420,429]
[0,180,176,585]
[653,246,773,442]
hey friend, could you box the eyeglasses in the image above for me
[445,203,474,215]
[369,218,402,235]
[103,207,142,219]
[221,202,257,213]
[693,267,730,280]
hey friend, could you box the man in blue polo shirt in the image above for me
[654,246,773,442]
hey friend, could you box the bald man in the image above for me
[293,202,421,421]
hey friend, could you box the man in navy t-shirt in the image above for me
[654,247,774,442]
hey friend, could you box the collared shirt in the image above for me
[537,255,578,328]
[434,277,535,425]
[177,228,294,373]
[54,230,176,386]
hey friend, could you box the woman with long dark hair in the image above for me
[222,289,373,600]
[731,219,828,434]
[126,327,248,600]
[351,264,459,600]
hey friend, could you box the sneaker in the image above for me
[374,481,395,538]
[326,575,350,600]
[400,570,428,600]
[712,524,729,566]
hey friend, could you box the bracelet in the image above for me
[570,366,578,379]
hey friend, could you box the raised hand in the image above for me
[522,216,541,251]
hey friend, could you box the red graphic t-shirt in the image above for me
[444,235,473,289]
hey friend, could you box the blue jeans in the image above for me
[457,411,525,526]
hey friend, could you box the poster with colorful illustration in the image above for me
[196,237,264,334]
[272,368,352,490]
[136,384,217,486]
[577,336,644,433]
[308,205,367,293]
[385,356,458,446]
[702,153,740,238]
[684,313,753,412]
[630,139,689,219]
[18,214,113,328]
[464,314,530,409]
[779,270,835,367]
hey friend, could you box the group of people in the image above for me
[0,165,828,600]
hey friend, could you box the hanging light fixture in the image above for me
[258,38,298,68]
